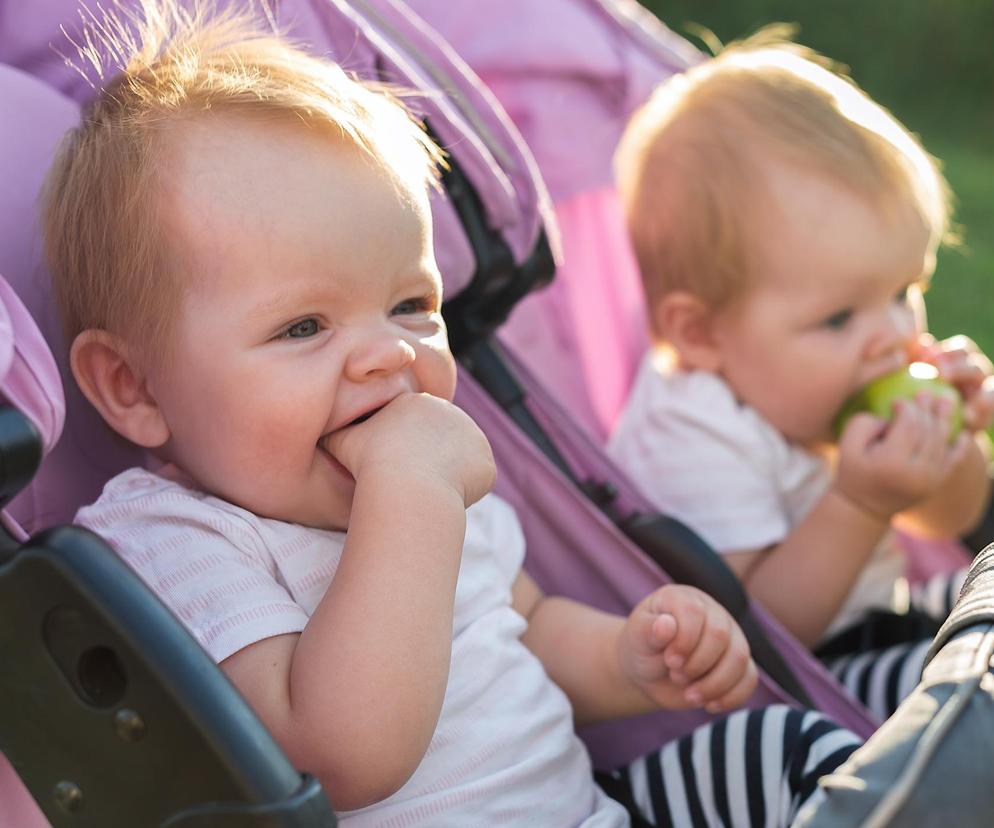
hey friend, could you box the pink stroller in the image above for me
[1,1,989,825]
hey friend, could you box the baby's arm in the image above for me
[222,393,495,811]
[726,393,964,647]
[514,574,755,725]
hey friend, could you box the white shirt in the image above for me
[608,356,905,638]
[76,467,626,827]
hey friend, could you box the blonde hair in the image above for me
[615,26,953,334]
[43,1,445,360]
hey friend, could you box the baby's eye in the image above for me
[280,318,320,339]
[822,308,853,330]
[391,296,434,316]
[894,285,911,304]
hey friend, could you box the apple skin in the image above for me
[833,362,963,440]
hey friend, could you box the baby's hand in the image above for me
[323,392,496,507]
[916,335,994,433]
[836,392,968,520]
[618,585,756,713]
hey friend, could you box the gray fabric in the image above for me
[925,544,994,667]
[796,544,994,827]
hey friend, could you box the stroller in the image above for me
[0,1,991,825]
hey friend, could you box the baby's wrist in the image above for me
[357,461,469,508]
[827,484,893,530]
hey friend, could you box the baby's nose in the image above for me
[869,304,917,361]
[345,332,416,380]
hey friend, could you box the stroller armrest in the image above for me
[619,512,748,618]
[0,523,337,826]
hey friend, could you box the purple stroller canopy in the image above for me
[407,0,701,202]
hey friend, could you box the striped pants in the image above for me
[606,705,861,827]
[821,567,968,720]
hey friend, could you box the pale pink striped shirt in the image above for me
[76,466,625,826]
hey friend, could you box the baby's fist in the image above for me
[621,585,756,713]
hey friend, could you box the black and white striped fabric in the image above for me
[823,568,968,720]
[610,706,861,827]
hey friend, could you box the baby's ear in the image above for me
[70,330,170,448]
[652,291,723,372]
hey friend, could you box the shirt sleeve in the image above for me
[609,369,791,553]
[77,473,310,663]
[468,493,527,580]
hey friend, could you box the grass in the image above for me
[924,141,994,361]
[920,139,994,444]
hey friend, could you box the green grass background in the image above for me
[637,1,994,361]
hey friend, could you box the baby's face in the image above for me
[708,161,930,446]
[147,114,455,529]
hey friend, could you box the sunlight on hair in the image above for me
[721,43,949,245]
[43,0,445,366]
[615,23,954,332]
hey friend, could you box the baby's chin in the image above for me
[262,503,351,533]
[788,427,837,453]
[225,485,354,533]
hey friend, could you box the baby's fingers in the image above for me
[658,591,706,674]
[673,609,734,685]
[319,428,359,472]
[915,393,958,461]
[629,594,679,659]
[963,377,994,433]
[935,336,992,384]
[682,633,755,711]
[702,660,758,714]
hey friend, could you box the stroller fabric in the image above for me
[0,64,78,535]
[408,0,702,438]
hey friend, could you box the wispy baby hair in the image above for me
[615,24,953,331]
[44,0,445,360]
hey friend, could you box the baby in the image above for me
[43,6,858,825]
[610,31,994,720]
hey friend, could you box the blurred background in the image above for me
[639,0,994,361]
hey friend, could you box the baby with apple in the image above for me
[608,30,994,719]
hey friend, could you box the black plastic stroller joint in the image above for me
[0,405,43,561]
[425,121,556,357]
[0,522,337,827]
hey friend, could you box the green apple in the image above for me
[833,362,962,440]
